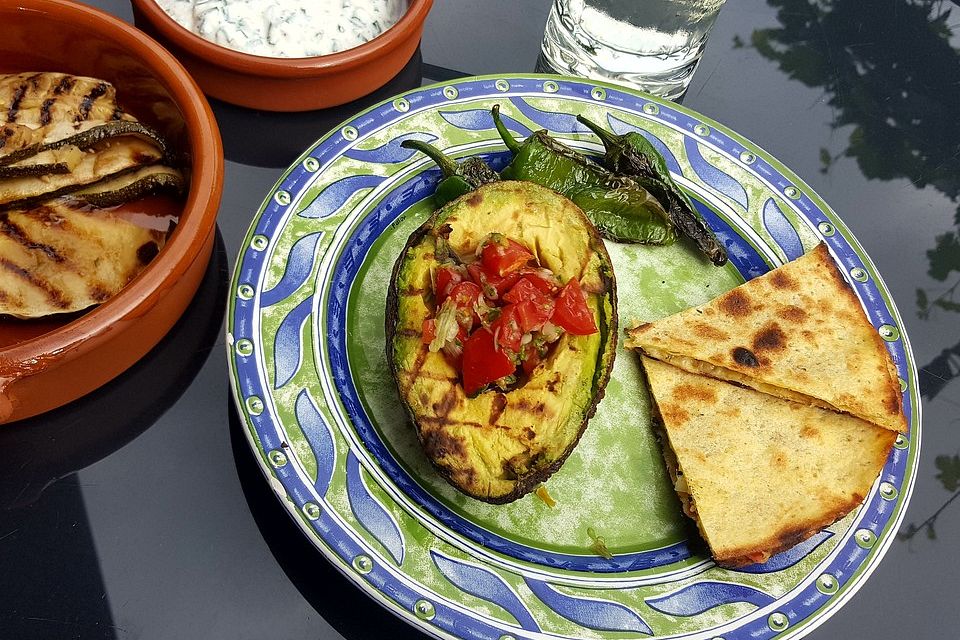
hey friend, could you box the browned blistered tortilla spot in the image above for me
[778,305,809,322]
[732,346,760,367]
[770,447,788,470]
[630,322,651,334]
[719,289,753,317]
[800,424,821,440]
[770,270,798,290]
[659,402,689,425]
[883,392,902,416]
[752,324,787,353]
[692,321,730,341]
[675,383,717,404]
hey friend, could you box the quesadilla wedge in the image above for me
[626,243,907,433]
[641,355,896,567]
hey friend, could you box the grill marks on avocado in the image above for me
[387,182,618,502]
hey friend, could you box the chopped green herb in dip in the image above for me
[156,0,408,58]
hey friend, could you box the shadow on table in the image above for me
[0,229,228,510]
[212,47,425,169]
[228,401,426,640]
[740,0,960,541]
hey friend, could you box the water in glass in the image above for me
[538,0,727,100]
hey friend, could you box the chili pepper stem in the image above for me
[576,114,618,149]
[401,139,459,177]
[492,104,521,154]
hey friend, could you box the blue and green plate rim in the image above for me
[226,73,921,640]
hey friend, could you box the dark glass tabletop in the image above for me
[2,1,958,638]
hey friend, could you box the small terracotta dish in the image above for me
[130,0,434,112]
[0,0,223,424]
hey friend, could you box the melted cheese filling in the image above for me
[644,348,839,412]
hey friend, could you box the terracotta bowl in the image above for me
[0,0,224,424]
[130,0,434,112]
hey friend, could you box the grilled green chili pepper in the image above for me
[401,139,499,206]
[576,114,728,266]
[492,105,675,245]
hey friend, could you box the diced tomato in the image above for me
[447,281,482,308]
[480,236,534,277]
[467,263,484,286]
[434,265,463,305]
[462,328,516,396]
[518,268,560,294]
[551,278,598,335]
[490,271,521,297]
[503,277,543,304]
[443,281,482,332]
[491,304,523,356]
[468,262,521,299]
[421,318,436,344]
[503,278,555,332]
[514,299,554,333]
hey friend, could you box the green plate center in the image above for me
[345,200,745,558]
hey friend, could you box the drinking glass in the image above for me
[538,0,728,100]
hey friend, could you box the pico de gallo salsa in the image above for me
[422,233,598,396]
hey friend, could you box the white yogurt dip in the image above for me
[156,0,408,58]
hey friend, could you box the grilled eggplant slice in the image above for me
[71,165,185,207]
[0,200,166,318]
[0,136,165,209]
[0,72,128,128]
[1,120,165,169]
[386,181,618,503]
[0,145,85,178]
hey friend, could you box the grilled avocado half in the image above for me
[386,181,618,503]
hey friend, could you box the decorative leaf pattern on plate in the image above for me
[272,297,312,389]
[261,232,323,307]
[344,132,438,163]
[297,174,385,219]
[524,578,652,634]
[509,97,586,133]
[762,197,805,261]
[684,136,749,211]
[431,551,540,631]
[606,113,683,176]
[228,75,917,640]
[645,581,775,616]
[439,108,532,137]
[735,531,833,574]
[346,450,404,565]
[294,389,335,494]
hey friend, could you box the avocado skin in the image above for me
[386,181,617,504]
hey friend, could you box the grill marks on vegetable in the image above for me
[0,72,183,318]
[0,201,167,317]
[1,73,120,127]
[0,213,64,263]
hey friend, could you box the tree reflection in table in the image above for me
[741,0,960,541]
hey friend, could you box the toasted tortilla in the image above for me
[641,356,896,567]
[626,243,907,433]
[0,200,165,318]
